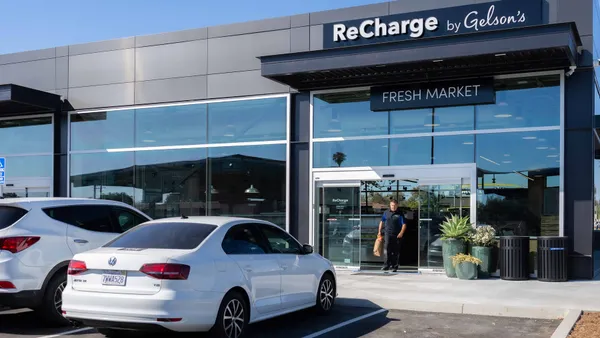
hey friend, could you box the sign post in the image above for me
[0,158,5,198]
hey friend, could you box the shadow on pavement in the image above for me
[0,308,74,336]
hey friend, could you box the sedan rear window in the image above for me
[104,222,217,250]
[0,206,28,230]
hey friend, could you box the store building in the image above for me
[0,0,598,279]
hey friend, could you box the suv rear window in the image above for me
[104,222,217,250]
[0,206,28,230]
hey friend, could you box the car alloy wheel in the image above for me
[54,280,67,314]
[319,278,334,311]
[223,298,245,338]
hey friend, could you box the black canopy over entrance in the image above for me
[0,84,62,116]
[259,23,581,91]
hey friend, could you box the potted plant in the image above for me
[440,215,472,278]
[452,253,482,280]
[469,225,497,278]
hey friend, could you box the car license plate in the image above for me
[101,271,127,286]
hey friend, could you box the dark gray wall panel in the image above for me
[290,93,310,243]
[207,30,291,74]
[69,49,135,87]
[291,27,310,53]
[309,2,389,25]
[291,92,310,143]
[135,28,208,48]
[558,0,593,36]
[390,0,476,14]
[310,25,323,51]
[291,13,310,27]
[207,16,291,38]
[0,59,56,91]
[135,40,207,81]
[68,83,134,109]
[0,47,55,65]
[135,76,207,104]
[207,70,288,98]
[69,37,135,56]
[55,57,68,90]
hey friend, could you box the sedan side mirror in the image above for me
[302,244,313,254]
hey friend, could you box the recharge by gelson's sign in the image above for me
[323,1,543,49]
[370,79,495,112]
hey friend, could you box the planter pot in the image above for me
[442,239,466,278]
[456,262,478,280]
[470,246,492,278]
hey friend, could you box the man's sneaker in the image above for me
[381,266,390,271]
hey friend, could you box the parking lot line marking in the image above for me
[302,308,387,338]
[37,327,93,338]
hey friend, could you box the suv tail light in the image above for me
[0,281,15,289]
[67,260,88,275]
[140,263,190,280]
[0,237,40,253]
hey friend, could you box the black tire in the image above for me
[37,271,70,327]
[211,290,249,338]
[315,273,336,314]
[96,328,130,338]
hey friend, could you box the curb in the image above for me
[336,297,570,320]
[551,309,582,338]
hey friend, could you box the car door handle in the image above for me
[243,266,253,273]
[73,239,88,244]
[280,264,288,270]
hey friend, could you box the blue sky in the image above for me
[0,0,387,54]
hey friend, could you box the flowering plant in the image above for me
[470,225,497,247]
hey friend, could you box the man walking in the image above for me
[378,198,407,272]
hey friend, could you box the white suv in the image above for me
[0,197,151,325]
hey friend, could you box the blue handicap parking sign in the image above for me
[0,157,4,169]
[0,171,4,185]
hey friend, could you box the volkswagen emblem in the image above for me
[108,257,117,266]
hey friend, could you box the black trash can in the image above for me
[499,236,530,280]
[537,236,568,282]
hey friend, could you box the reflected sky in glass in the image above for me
[2,155,52,177]
[0,117,52,155]
[70,111,134,151]
[135,104,207,147]
[313,139,388,168]
[389,137,431,166]
[433,135,474,164]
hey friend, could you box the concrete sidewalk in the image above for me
[335,270,600,320]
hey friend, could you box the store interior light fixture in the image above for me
[245,184,260,194]
[423,114,441,127]
[224,124,236,137]
[210,185,219,194]
[494,114,512,118]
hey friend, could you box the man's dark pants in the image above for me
[385,235,401,268]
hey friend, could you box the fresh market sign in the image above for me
[323,1,543,48]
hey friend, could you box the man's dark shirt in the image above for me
[381,209,405,237]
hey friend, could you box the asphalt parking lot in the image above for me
[0,305,560,338]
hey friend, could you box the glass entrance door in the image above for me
[316,185,361,268]
[418,180,471,270]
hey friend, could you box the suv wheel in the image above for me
[37,272,70,326]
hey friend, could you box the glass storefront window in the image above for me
[389,137,432,166]
[433,106,475,132]
[313,139,388,168]
[313,91,387,138]
[70,152,135,203]
[134,149,207,219]
[389,108,433,134]
[0,117,53,154]
[433,135,475,164]
[208,97,287,143]
[476,130,560,236]
[476,76,560,130]
[70,111,134,151]
[1,155,53,198]
[207,144,286,227]
[135,105,207,147]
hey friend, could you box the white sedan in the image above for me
[62,216,336,338]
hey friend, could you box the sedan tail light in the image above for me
[0,237,40,253]
[140,263,190,280]
[67,260,88,275]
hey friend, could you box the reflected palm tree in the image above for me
[332,152,347,167]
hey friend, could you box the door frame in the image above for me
[310,163,477,271]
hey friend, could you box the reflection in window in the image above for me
[135,105,207,147]
[433,106,475,132]
[476,75,560,130]
[207,145,286,227]
[433,135,474,164]
[1,155,53,198]
[208,97,287,143]
[70,111,134,151]
[313,91,387,138]
[70,152,135,204]
[476,130,560,237]
[135,149,207,219]
[389,137,432,166]
[389,108,433,134]
[313,139,388,168]
[0,117,53,155]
